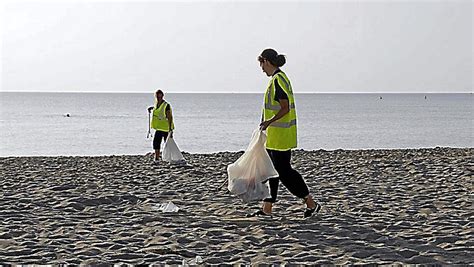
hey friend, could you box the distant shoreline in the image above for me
[1,91,472,94]
[1,146,472,158]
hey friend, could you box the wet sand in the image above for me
[0,147,472,265]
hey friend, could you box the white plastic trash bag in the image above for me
[227,129,278,202]
[156,201,180,212]
[162,135,186,164]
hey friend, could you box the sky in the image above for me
[1,0,472,93]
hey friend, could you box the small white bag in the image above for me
[227,129,278,202]
[162,135,186,164]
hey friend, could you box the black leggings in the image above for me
[153,130,168,150]
[264,149,310,203]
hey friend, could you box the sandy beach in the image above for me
[0,147,472,265]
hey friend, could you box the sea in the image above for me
[0,92,472,157]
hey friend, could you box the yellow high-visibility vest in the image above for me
[151,101,174,132]
[263,71,297,151]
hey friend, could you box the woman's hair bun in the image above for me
[275,54,286,67]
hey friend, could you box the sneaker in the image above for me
[304,203,321,218]
[246,209,271,217]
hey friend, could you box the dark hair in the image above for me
[259,48,286,67]
[155,89,164,96]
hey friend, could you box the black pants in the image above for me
[264,149,310,203]
[153,130,168,150]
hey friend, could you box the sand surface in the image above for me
[0,148,472,265]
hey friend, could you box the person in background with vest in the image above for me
[147,89,174,162]
[252,48,321,218]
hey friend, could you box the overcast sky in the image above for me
[1,0,472,93]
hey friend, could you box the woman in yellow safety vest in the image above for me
[252,48,321,218]
[147,89,174,162]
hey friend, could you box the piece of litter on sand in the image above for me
[155,201,180,212]
[195,255,203,264]
[182,255,203,266]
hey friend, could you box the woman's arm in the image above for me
[166,109,173,136]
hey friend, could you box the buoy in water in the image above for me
[64,113,70,117]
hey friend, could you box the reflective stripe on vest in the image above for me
[265,102,296,111]
[263,72,297,151]
[151,101,174,132]
[271,119,297,128]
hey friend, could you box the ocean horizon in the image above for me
[0,92,472,157]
